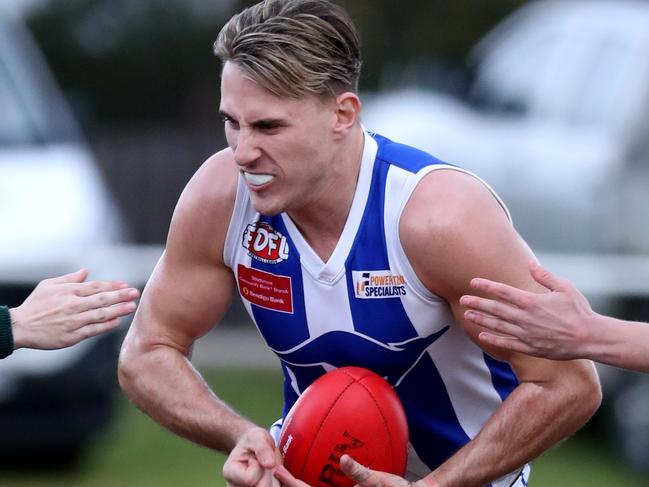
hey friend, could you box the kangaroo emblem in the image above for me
[271,325,449,388]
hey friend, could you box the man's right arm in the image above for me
[118,150,257,452]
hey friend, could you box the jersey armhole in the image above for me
[223,174,249,269]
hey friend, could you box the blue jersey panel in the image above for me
[345,152,416,344]
[396,353,471,469]
[483,354,519,401]
[371,132,452,173]
[249,215,309,351]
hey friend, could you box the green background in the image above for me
[2,368,647,487]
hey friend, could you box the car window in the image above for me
[0,55,41,146]
[566,37,641,126]
[467,30,558,116]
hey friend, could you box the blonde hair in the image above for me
[214,0,361,99]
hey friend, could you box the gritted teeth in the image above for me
[243,172,274,186]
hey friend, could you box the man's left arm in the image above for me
[400,170,601,487]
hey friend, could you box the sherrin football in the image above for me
[277,366,409,487]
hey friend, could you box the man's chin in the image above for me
[250,199,283,217]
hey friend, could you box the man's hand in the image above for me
[10,269,139,350]
[460,261,595,360]
[274,455,439,487]
[340,455,412,487]
[223,426,280,487]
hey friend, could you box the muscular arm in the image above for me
[400,170,601,487]
[461,263,649,373]
[118,151,255,452]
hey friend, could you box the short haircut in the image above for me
[214,0,362,99]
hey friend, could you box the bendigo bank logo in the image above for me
[243,222,289,264]
[352,270,407,299]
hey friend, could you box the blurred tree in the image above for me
[28,0,524,124]
[23,0,524,244]
[340,0,524,91]
[234,0,523,92]
[27,0,230,124]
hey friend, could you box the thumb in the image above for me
[340,455,371,484]
[529,261,568,292]
[255,436,279,469]
[50,269,89,284]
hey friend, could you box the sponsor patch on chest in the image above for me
[242,222,289,264]
[237,264,293,313]
[352,270,407,299]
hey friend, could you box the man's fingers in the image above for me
[274,465,310,487]
[257,467,282,487]
[460,295,526,324]
[73,301,137,327]
[223,455,265,487]
[74,280,131,297]
[340,455,371,484]
[529,262,570,293]
[48,269,89,284]
[478,332,531,354]
[468,278,529,307]
[252,431,279,469]
[74,318,122,341]
[79,288,140,313]
[464,310,523,337]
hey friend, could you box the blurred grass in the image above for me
[1,367,648,486]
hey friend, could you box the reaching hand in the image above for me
[223,426,281,487]
[460,261,594,360]
[10,269,139,350]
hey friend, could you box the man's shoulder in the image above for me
[402,169,503,233]
[399,168,517,297]
[179,148,239,216]
[166,148,239,263]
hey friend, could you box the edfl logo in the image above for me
[242,222,289,264]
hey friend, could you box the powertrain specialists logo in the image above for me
[242,222,289,264]
[352,270,407,299]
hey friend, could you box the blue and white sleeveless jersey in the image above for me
[223,131,530,487]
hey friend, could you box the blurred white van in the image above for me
[363,0,649,471]
[363,0,649,256]
[0,6,127,464]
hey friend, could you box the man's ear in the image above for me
[332,92,361,138]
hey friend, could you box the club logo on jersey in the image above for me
[352,270,407,299]
[242,222,289,264]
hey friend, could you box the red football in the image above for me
[277,366,409,487]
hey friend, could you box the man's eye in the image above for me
[222,116,239,128]
[257,122,281,131]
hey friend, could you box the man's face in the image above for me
[219,61,339,216]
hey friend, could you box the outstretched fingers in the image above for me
[75,287,140,314]
[467,277,533,309]
[460,293,527,325]
[74,299,138,326]
[529,261,571,293]
[48,269,89,284]
[463,309,524,338]
[73,279,130,297]
[477,331,536,355]
[71,318,122,341]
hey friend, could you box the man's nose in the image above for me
[233,129,261,166]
